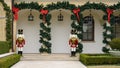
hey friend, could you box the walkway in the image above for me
[21,53,79,61]
[11,61,86,68]
[11,53,87,68]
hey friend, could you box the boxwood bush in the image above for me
[109,38,120,50]
[80,54,120,65]
[0,54,21,68]
[0,41,10,54]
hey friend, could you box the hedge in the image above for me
[110,38,120,50]
[0,41,10,54]
[0,54,21,68]
[80,54,120,65]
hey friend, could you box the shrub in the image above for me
[0,41,10,54]
[109,38,120,50]
[0,54,21,68]
[80,54,120,65]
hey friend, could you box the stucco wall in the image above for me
[0,0,11,41]
[4,0,11,9]
[0,3,6,41]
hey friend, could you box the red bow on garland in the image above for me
[72,8,80,22]
[12,7,19,20]
[106,8,113,23]
[40,9,48,22]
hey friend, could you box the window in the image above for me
[82,16,94,41]
[113,16,120,38]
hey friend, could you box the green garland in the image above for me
[0,0,12,48]
[39,14,52,53]
[14,2,43,10]
[102,2,120,45]
[102,3,120,53]
[14,1,120,53]
[44,1,77,11]
[79,2,107,12]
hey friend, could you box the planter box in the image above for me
[80,54,120,65]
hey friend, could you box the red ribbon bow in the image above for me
[40,9,48,22]
[106,8,113,23]
[12,7,19,20]
[72,8,80,22]
[40,9,48,15]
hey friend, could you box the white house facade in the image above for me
[11,0,120,54]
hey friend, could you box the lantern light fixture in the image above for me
[28,9,34,21]
[58,10,63,21]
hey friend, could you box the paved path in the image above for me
[11,54,87,68]
[11,61,87,68]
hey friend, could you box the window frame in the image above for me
[113,16,120,38]
[82,16,94,41]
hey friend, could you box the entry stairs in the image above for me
[21,53,79,61]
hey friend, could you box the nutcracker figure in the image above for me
[16,29,25,56]
[69,30,78,56]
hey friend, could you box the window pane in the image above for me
[83,24,88,32]
[113,16,120,38]
[83,33,87,40]
[87,26,93,32]
[88,21,93,25]
[88,32,93,40]
[82,16,94,41]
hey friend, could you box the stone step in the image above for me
[21,53,79,61]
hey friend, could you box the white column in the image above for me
[13,20,17,52]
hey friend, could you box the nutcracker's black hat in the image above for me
[18,29,23,34]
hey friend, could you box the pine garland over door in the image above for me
[14,1,120,53]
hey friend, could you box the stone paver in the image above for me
[11,61,87,68]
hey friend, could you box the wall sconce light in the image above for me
[58,10,63,21]
[28,9,34,21]
[89,9,93,22]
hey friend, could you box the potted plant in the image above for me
[109,38,120,56]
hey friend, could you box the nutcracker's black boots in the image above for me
[18,51,23,56]
[20,51,23,56]
[73,51,76,57]
[18,51,21,54]
[71,51,74,56]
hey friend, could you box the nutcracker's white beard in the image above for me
[71,48,76,51]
